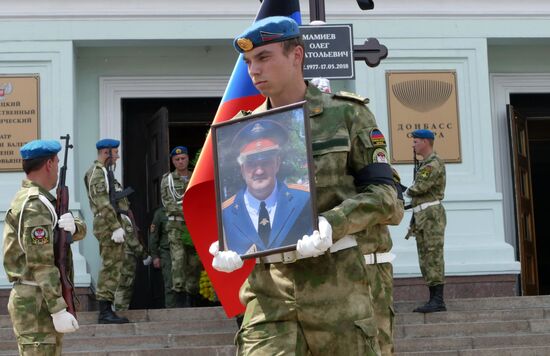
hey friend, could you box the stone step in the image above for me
[396,307,549,325]
[395,332,550,353]
[0,331,235,353]
[0,345,238,356]
[394,295,550,314]
[395,319,550,339]
[395,345,550,356]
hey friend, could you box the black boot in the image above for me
[413,285,447,313]
[98,300,130,324]
[175,292,191,308]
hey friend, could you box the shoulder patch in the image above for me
[418,165,433,179]
[222,195,237,210]
[372,148,389,163]
[370,128,387,147]
[333,91,370,104]
[287,183,310,192]
[30,226,50,245]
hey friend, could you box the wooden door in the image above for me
[508,104,539,295]
[145,107,170,212]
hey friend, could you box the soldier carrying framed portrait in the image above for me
[211,101,317,259]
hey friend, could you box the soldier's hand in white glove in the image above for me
[51,309,79,333]
[143,255,153,266]
[209,241,243,273]
[296,216,333,257]
[58,213,76,234]
[111,227,125,243]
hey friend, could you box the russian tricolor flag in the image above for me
[183,0,301,317]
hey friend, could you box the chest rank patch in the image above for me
[31,227,50,245]
[419,165,433,179]
[370,128,386,147]
[373,148,389,163]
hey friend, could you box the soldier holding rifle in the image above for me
[84,139,134,323]
[3,138,87,354]
[405,129,447,313]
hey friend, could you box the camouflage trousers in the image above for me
[414,204,446,286]
[8,284,63,356]
[167,221,185,293]
[364,262,394,356]
[237,247,381,356]
[95,235,125,302]
[183,245,202,295]
[158,246,178,308]
[114,252,137,311]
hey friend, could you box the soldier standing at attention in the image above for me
[84,138,130,323]
[149,206,178,308]
[209,16,402,355]
[161,146,201,306]
[406,129,447,313]
[3,139,87,354]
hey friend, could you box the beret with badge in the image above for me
[234,16,300,54]
[20,139,62,160]
[170,146,188,157]
[96,138,120,150]
[411,129,435,140]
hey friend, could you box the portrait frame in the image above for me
[211,101,318,259]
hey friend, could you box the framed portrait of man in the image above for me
[211,101,317,259]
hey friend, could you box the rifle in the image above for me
[54,134,77,318]
[404,148,420,240]
[104,149,145,247]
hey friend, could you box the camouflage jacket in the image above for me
[250,82,402,243]
[407,152,446,206]
[3,179,86,314]
[148,206,170,258]
[161,170,190,218]
[84,160,130,237]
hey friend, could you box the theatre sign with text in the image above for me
[0,75,40,172]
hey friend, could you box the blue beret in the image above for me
[234,16,300,53]
[234,119,288,163]
[171,146,188,157]
[96,138,120,150]
[411,129,435,140]
[20,139,62,160]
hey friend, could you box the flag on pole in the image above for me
[183,0,302,317]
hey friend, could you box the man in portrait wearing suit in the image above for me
[221,119,313,255]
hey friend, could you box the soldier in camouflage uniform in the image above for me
[406,129,447,313]
[84,138,133,323]
[210,17,403,355]
[160,146,201,307]
[149,206,178,308]
[3,139,86,355]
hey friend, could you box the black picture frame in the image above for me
[211,101,318,259]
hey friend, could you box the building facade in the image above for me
[1,0,549,307]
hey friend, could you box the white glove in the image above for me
[51,309,79,333]
[296,216,333,257]
[111,227,125,243]
[209,241,243,273]
[58,213,76,235]
[143,255,153,266]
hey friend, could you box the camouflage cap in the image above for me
[233,16,300,53]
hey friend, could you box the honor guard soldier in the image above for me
[3,139,87,354]
[209,16,403,355]
[84,138,134,323]
[406,129,447,313]
[160,146,201,306]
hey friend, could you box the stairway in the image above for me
[394,295,550,355]
[0,307,238,355]
[1,295,550,355]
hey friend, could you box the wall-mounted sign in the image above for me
[386,71,461,163]
[0,75,40,172]
[300,24,354,79]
